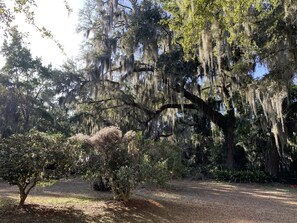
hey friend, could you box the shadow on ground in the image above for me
[0,198,181,223]
[1,179,297,223]
[0,204,93,223]
[97,199,178,223]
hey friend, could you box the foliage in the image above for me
[0,28,74,137]
[0,0,296,204]
[0,131,72,207]
[0,28,48,136]
[161,0,297,176]
[77,0,241,170]
[137,138,186,185]
[211,169,272,183]
[140,155,171,186]
[71,127,186,200]
[70,127,140,202]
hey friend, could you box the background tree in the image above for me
[75,0,297,177]
[0,28,74,137]
[0,28,49,136]
[76,0,246,170]
[161,0,297,176]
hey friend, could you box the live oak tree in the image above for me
[76,0,297,176]
[162,0,297,176]
[76,0,241,169]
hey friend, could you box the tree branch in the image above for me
[155,103,196,116]
[175,84,229,130]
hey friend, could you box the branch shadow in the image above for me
[93,197,214,223]
[0,204,93,223]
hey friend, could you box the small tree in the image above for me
[0,131,71,207]
[72,127,139,202]
[72,127,185,202]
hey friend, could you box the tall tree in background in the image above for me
[0,28,72,137]
[162,0,297,176]
[76,0,297,175]
[0,28,47,136]
[77,0,251,169]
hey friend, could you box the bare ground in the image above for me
[1,178,297,223]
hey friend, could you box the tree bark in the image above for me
[17,180,37,208]
[265,142,280,178]
[223,124,236,169]
[18,187,28,208]
[181,87,236,169]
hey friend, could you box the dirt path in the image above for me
[1,179,297,222]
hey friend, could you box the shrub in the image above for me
[71,128,186,201]
[0,131,72,207]
[71,127,140,202]
[111,166,138,201]
[211,169,272,183]
[140,155,170,186]
[138,139,185,186]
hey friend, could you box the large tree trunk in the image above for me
[182,87,236,169]
[223,124,236,169]
[265,142,280,178]
[138,85,237,169]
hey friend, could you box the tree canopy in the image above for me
[71,0,297,177]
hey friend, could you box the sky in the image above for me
[0,0,270,78]
[0,0,85,68]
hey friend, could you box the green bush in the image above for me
[71,128,186,201]
[137,139,186,183]
[140,155,170,186]
[71,127,141,202]
[111,166,138,201]
[211,169,272,183]
[0,131,72,207]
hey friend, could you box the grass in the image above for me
[27,194,97,205]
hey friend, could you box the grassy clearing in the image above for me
[27,196,96,206]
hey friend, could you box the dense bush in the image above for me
[211,169,272,183]
[71,127,141,202]
[140,155,170,186]
[0,131,72,207]
[71,127,185,201]
[137,139,185,185]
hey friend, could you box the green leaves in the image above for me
[0,131,70,183]
[0,131,74,206]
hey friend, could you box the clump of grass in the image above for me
[0,198,16,207]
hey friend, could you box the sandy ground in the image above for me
[1,178,297,222]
